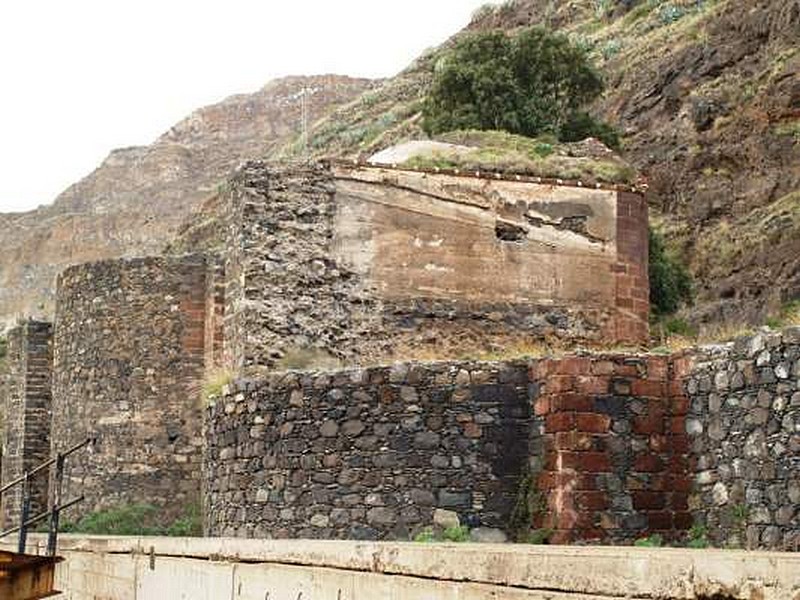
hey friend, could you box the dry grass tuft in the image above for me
[203,367,234,403]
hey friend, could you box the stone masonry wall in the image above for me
[204,354,697,544]
[222,161,373,374]
[222,161,650,375]
[0,320,52,529]
[52,256,209,522]
[205,361,535,539]
[684,327,799,550]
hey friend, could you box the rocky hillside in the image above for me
[0,75,375,330]
[2,0,797,332]
[281,0,799,328]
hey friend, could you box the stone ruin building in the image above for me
[1,159,797,549]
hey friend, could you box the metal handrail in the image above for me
[0,438,91,495]
[0,438,91,555]
[0,496,84,538]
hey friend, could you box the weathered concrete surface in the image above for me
[7,535,800,599]
[334,167,619,307]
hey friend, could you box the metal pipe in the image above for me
[17,474,31,553]
[47,453,66,556]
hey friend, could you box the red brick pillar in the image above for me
[614,191,649,345]
[534,357,613,543]
[531,354,693,544]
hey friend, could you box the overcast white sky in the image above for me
[0,0,490,213]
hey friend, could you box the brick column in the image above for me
[614,191,649,345]
[0,320,53,529]
[531,354,691,544]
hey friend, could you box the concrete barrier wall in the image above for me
[6,535,799,600]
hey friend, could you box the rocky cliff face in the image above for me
[0,75,375,330]
[2,0,797,331]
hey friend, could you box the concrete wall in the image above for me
[684,327,800,550]
[0,320,52,528]
[51,256,210,520]
[222,161,649,375]
[7,535,800,600]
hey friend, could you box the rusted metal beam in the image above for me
[0,550,63,600]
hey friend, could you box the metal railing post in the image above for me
[47,453,65,556]
[0,438,90,550]
[18,473,31,554]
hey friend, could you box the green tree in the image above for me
[423,27,611,143]
[649,228,692,316]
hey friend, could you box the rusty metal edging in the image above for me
[328,158,647,195]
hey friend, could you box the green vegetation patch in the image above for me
[766,300,800,329]
[634,533,664,547]
[774,118,800,142]
[400,129,636,184]
[421,26,619,149]
[61,503,201,537]
[413,525,471,543]
[649,227,693,317]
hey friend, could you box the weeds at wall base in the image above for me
[58,503,202,537]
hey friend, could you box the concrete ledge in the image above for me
[12,535,800,599]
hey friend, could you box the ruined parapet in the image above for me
[221,160,649,375]
[0,320,53,529]
[51,255,211,520]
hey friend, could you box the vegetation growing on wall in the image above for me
[401,129,636,183]
[422,26,619,148]
[508,473,552,544]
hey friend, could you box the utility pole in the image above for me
[301,86,309,158]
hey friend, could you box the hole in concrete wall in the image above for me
[558,215,589,235]
[495,221,527,242]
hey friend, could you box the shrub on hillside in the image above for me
[422,27,617,146]
[649,228,692,316]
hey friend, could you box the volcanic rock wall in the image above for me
[684,328,800,550]
[205,361,534,539]
[0,320,52,528]
[204,354,694,543]
[51,256,211,520]
[222,161,649,375]
[205,330,799,548]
